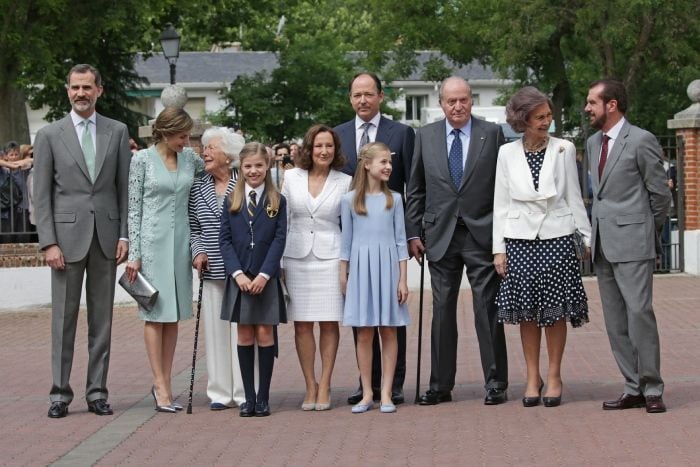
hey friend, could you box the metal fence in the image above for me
[0,169,37,244]
[578,134,681,275]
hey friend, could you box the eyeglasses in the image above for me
[351,92,378,101]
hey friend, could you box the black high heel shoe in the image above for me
[151,386,176,413]
[543,383,563,407]
[522,379,544,407]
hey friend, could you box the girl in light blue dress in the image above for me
[340,142,409,414]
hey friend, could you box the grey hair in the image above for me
[202,127,246,169]
[505,86,553,133]
[438,76,471,102]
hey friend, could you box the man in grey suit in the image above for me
[585,78,671,413]
[335,72,415,405]
[406,76,508,405]
[34,64,131,418]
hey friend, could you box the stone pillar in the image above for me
[668,80,700,274]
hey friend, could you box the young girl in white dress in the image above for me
[340,142,410,414]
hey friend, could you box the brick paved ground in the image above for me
[1,275,699,466]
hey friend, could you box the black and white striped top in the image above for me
[188,172,237,280]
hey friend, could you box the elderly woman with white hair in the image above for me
[188,126,250,410]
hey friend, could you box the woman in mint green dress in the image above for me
[126,107,204,412]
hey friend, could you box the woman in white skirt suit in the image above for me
[282,124,351,411]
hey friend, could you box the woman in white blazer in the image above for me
[493,87,591,408]
[281,124,352,411]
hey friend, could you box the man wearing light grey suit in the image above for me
[406,76,508,405]
[585,79,671,413]
[34,64,131,418]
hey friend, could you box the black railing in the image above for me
[0,171,37,244]
[580,216,681,276]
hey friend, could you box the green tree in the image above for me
[214,0,377,142]
[0,0,185,143]
[364,0,700,137]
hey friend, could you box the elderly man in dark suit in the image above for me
[585,78,671,413]
[34,64,131,418]
[335,72,415,405]
[406,76,508,405]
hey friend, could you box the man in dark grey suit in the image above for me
[406,76,508,405]
[585,78,671,413]
[34,64,131,418]
[335,72,415,405]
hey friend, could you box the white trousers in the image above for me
[202,279,258,406]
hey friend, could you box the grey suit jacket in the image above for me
[334,116,415,194]
[33,113,131,262]
[405,117,505,262]
[587,120,671,263]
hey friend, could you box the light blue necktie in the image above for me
[448,128,463,188]
[81,120,96,181]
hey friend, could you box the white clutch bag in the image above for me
[119,271,159,311]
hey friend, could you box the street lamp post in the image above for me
[159,23,181,85]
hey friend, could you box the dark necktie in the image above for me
[448,129,463,188]
[247,191,257,217]
[359,122,371,152]
[598,134,611,178]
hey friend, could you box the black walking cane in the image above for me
[414,234,426,404]
[186,276,204,414]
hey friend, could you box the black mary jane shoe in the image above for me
[239,401,256,417]
[254,400,271,417]
[522,379,544,407]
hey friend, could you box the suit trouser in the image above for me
[50,233,115,404]
[202,279,257,406]
[427,225,508,392]
[595,243,663,396]
[351,326,406,391]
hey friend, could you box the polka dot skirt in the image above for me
[496,147,589,328]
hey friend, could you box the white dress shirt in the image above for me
[355,113,381,152]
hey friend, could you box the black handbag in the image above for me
[572,230,586,261]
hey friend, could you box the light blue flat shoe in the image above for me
[380,403,397,413]
[351,401,374,414]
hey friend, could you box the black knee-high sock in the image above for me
[257,345,275,403]
[237,345,256,403]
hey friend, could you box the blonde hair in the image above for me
[152,107,194,143]
[228,142,280,213]
[351,142,393,215]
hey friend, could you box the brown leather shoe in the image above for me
[645,395,666,413]
[602,393,646,410]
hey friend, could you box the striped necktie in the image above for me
[359,122,372,152]
[247,190,257,217]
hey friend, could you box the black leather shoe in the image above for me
[87,399,114,416]
[239,401,255,417]
[254,400,271,417]
[48,401,68,418]
[484,388,507,405]
[602,393,646,410]
[418,389,452,405]
[347,388,363,405]
[391,388,404,405]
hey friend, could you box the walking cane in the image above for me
[414,237,426,404]
[186,276,204,414]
